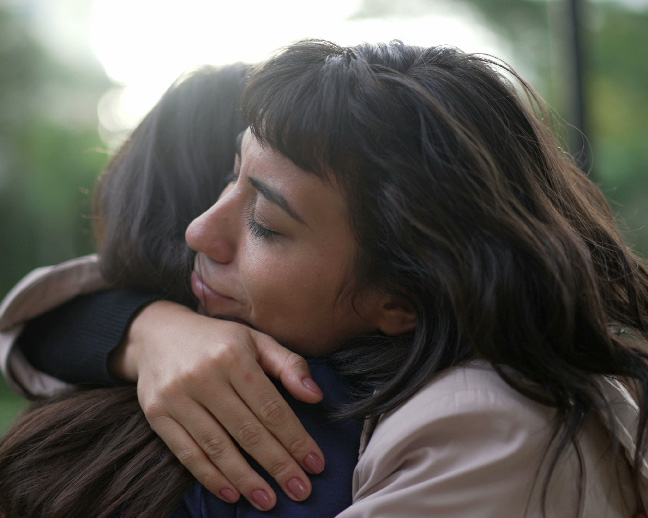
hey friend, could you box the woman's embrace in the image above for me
[1,40,648,517]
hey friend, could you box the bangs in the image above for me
[239,39,470,190]
[241,41,358,178]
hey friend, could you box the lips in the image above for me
[191,270,237,306]
[190,270,256,328]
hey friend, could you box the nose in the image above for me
[185,189,238,264]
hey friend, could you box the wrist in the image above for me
[109,300,191,382]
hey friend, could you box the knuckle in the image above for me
[210,344,244,370]
[285,434,311,457]
[141,399,169,423]
[200,471,227,493]
[175,446,199,466]
[141,383,182,416]
[236,422,263,449]
[156,373,185,394]
[285,352,307,370]
[258,398,288,425]
[228,471,255,492]
[266,457,292,479]
[202,436,230,462]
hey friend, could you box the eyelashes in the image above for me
[247,214,279,240]
[222,167,279,241]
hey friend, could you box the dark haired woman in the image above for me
[3,40,648,516]
[0,63,362,517]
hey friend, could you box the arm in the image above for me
[18,289,158,385]
[1,258,329,510]
[0,255,108,397]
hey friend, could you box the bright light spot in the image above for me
[90,0,509,137]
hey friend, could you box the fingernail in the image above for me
[303,452,325,474]
[219,488,238,503]
[287,477,309,500]
[302,377,323,396]
[251,489,272,510]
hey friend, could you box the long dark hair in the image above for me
[241,40,648,508]
[0,64,248,517]
[95,64,248,305]
[0,387,191,518]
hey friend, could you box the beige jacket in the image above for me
[1,256,647,517]
[0,254,108,397]
[338,363,646,517]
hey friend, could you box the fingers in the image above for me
[194,349,325,501]
[254,332,323,404]
[230,363,325,473]
[131,313,327,508]
[145,398,278,511]
[210,390,316,502]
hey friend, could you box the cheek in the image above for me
[239,242,300,312]
[242,243,349,324]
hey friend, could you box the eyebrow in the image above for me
[247,176,306,225]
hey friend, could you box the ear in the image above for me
[374,295,417,336]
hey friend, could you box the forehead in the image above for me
[240,128,343,185]
[240,129,351,230]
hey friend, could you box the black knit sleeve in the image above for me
[17,290,160,386]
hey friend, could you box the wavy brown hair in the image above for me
[241,40,648,513]
[0,64,248,517]
[0,387,190,518]
[94,63,248,305]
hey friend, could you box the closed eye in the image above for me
[247,215,279,240]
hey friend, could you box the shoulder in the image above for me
[343,362,556,517]
[367,361,552,450]
[0,255,106,397]
[0,254,105,331]
[341,362,636,518]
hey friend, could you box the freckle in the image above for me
[244,373,253,384]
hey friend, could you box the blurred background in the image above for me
[1,0,647,429]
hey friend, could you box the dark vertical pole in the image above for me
[567,0,591,174]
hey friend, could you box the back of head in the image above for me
[95,63,248,304]
[242,40,648,426]
[0,64,250,518]
[0,387,192,518]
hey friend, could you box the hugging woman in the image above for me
[2,40,648,517]
[0,62,362,518]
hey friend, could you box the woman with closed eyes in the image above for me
[3,40,648,517]
[0,62,362,518]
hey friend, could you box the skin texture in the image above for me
[186,130,392,356]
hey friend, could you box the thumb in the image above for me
[252,332,323,404]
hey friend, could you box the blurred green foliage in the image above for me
[0,376,27,434]
[0,7,110,297]
[588,4,648,253]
